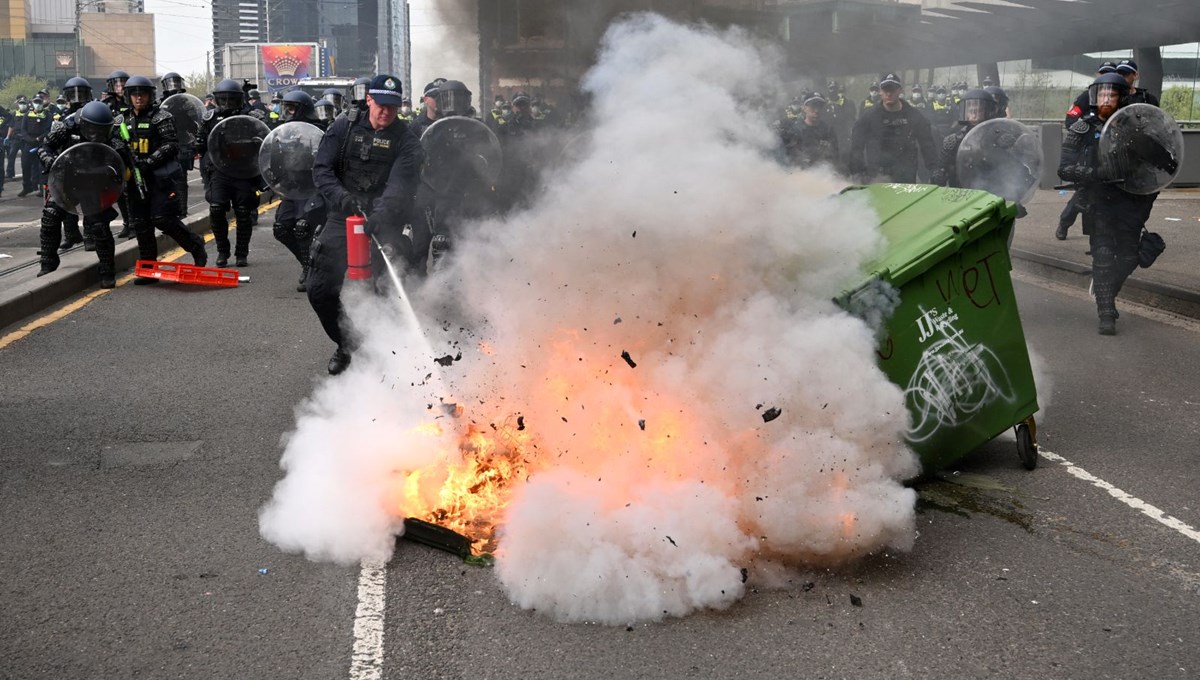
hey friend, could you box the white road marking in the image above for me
[349,559,387,680]
[1040,449,1200,545]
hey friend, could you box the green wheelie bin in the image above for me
[840,184,1040,471]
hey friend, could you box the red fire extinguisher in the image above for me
[346,214,371,280]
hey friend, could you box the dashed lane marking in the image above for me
[349,559,387,680]
[1040,449,1200,546]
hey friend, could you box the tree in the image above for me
[0,75,52,109]
[1159,86,1198,126]
[185,71,218,98]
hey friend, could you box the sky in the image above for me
[146,0,213,76]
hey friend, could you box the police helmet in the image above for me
[983,85,1009,115]
[281,90,314,122]
[79,100,115,143]
[213,79,246,111]
[1088,72,1130,109]
[124,75,155,97]
[63,77,91,103]
[511,92,531,108]
[247,89,262,101]
[351,77,371,104]
[958,89,997,125]
[434,80,472,118]
[322,88,345,110]
[313,98,336,123]
[161,72,185,94]
[106,70,130,94]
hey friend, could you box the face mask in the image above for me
[18,103,28,112]
[401,106,412,115]
[33,103,43,112]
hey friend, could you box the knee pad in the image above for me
[1092,245,1116,268]
[272,221,294,242]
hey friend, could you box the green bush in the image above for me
[1159,86,1198,123]
[0,75,52,109]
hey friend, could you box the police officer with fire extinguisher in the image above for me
[308,74,423,375]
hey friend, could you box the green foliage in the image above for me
[1159,86,1198,123]
[184,71,218,98]
[0,75,52,109]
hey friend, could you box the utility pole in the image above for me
[74,0,82,76]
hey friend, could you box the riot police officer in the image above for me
[322,88,345,112]
[410,79,446,137]
[42,77,95,251]
[931,89,997,187]
[346,77,371,123]
[1058,73,1157,335]
[196,78,269,267]
[270,90,325,291]
[308,74,422,375]
[409,80,499,270]
[161,72,186,99]
[122,75,208,281]
[103,70,130,117]
[1057,61,1118,240]
[37,101,129,287]
[847,72,938,183]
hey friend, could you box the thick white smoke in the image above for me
[260,14,919,625]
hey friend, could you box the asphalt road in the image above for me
[1,237,1198,679]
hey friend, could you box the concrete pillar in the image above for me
[976,62,1000,88]
[1134,46,1163,100]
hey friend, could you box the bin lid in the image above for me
[844,184,1016,290]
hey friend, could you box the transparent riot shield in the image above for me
[257,121,324,199]
[1100,103,1185,195]
[160,93,206,148]
[47,142,127,216]
[956,118,1043,204]
[420,116,503,193]
[207,114,271,180]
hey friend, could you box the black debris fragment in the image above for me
[614,317,622,325]
[755,404,762,410]
[740,568,749,583]
[849,594,863,607]
[638,419,646,431]
[435,355,455,367]
[666,536,677,547]
[802,582,815,592]
[632,231,637,238]
[401,518,472,558]
[517,416,526,431]
[762,407,782,423]
[621,351,637,368]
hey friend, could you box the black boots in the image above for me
[327,347,351,375]
[1098,313,1117,335]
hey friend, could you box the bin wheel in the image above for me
[1016,421,1038,470]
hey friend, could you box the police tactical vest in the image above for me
[338,122,406,196]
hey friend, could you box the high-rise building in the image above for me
[266,0,378,77]
[378,0,412,90]
[213,0,268,77]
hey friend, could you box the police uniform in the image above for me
[0,106,9,194]
[16,106,49,195]
[37,105,129,283]
[783,117,839,169]
[848,96,938,183]
[1058,108,1155,333]
[196,103,269,266]
[122,100,208,272]
[308,75,423,374]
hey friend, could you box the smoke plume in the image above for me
[260,14,919,625]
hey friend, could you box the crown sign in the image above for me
[272,55,303,77]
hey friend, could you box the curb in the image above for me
[0,199,266,332]
[1010,248,1200,321]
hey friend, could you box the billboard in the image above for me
[261,44,314,92]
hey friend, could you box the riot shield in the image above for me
[955,118,1043,204]
[420,116,503,193]
[160,93,206,148]
[207,114,271,180]
[1100,103,1184,195]
[257,121,323,199]
[48,142,126,216]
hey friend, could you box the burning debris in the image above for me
[259,14,917,626]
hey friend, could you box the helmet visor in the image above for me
[352,82,368,102]
[80,120,112,144]
[435,89,472,118]
[961,99,992,124]
[162,76,184,93]
[215,91,243,111]
[64,86,91,104]
[315,104,335,122]
[281,102,301,122]
[1089,83,1124,109]
[324,93,343,110]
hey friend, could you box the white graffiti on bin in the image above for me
[905,305,1014,443]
